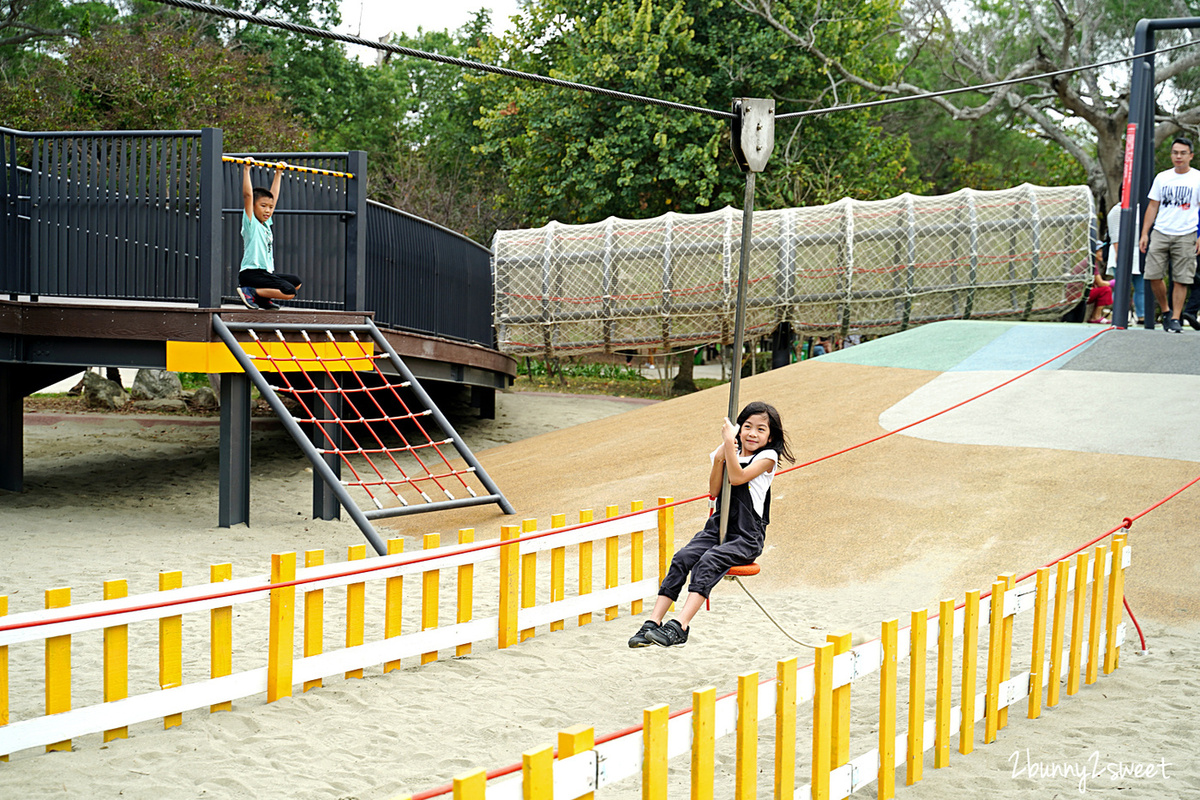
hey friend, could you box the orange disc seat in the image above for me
[726,563,760,578]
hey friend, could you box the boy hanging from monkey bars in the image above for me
[237,157,303,311]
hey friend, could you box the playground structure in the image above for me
[0,124,516,546]
[492,184,1094,357]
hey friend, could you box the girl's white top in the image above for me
[710,447,778,518]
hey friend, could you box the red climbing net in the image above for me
[242,327,480,510]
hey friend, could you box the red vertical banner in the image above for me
[1122,123,1137,209]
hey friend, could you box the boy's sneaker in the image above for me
[645,619,688,648]
[237,286,259,309]
[628,620,661,648]
[256,296,282,310]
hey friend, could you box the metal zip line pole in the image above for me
[718,169,757,543]
[719,98,775,544]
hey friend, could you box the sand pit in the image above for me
[1,358,1198,799]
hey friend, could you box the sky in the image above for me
[336,1,524,61]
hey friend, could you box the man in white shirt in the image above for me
[1139,137,1200,333]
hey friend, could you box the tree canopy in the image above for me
[735,0,1200,210]
[0,0,1144,241]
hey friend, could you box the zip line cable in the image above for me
[147,0,1200,129]
[143,0,732,120]
[775,38,1200,120]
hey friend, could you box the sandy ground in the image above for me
[1,358,1198,799]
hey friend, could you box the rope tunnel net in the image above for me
[491,184,1094,355]
[240,327,482,510]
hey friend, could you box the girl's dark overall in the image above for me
[657,464,771,601]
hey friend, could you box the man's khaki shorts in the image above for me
[1144,230,1198,284]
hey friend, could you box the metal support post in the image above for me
[344,150,368,312]
[313,372,342,521]
[219,370,252,527]
[0,364,22,492]
[1116,17,1200,329]
[199,128,224,309]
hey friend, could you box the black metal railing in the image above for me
[0,125,495,349]
[1,127,210,303]
[366,201,494,346]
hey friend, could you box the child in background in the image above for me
[237,158,303,311]
[630,401,794,648]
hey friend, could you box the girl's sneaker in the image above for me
[628,620,660,648]
[645,619,688,648]
[237,287,259,309]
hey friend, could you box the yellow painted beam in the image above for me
[958,590,979,756]
[1047,559,1070,708]
[578,510,594,627]
[812,643,833,800]
[1104,535,1127,673]
[934,599,953,769]
[457,529,475,657]
[736,671,759,800]
[303,550,324,692]
[103,579,129,742]
[605,504,620,622]
[166,339,373,373]
[422,533,441,665]
[159,570,183,729]
[267,553,296,702]
[906,609,926,786]
[499,524,520,649]
[630,500,644,615]
[453,769,487,800]
[210,563,235,711]
[774,657,797,800]
[384,538,404,673]
[1067,552,1088,696]
[522,744,554,800]
[997,572,1015,730]
[1028,567,1049,719]
[828,630,851,771]
[45,587,71,753]
[878,618,898,800]
[550,514,566,632]
[984,581,1004,744]
[345,544,366,679]
[558,725,595,800]
[1086,544,1106,686]
[643,703,669,800]
[520,519,538,642]
[692,687,716,800]
[657,497,674,611]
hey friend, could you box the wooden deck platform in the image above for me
[0,299,517,495]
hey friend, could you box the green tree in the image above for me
[0,0,116,77]
[472,0,927,229]
[474,0,733,226]
[0,23,306,150]
[735,0,1200,209]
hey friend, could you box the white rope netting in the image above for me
[492,184,1094,356]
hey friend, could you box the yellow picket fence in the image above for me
[429,535,1131,800]
[0,498,681,758]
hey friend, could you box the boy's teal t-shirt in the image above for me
[240,210,274,273]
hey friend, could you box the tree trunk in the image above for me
[671,349,697,394]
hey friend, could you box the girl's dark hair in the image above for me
[736,401,795,464]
